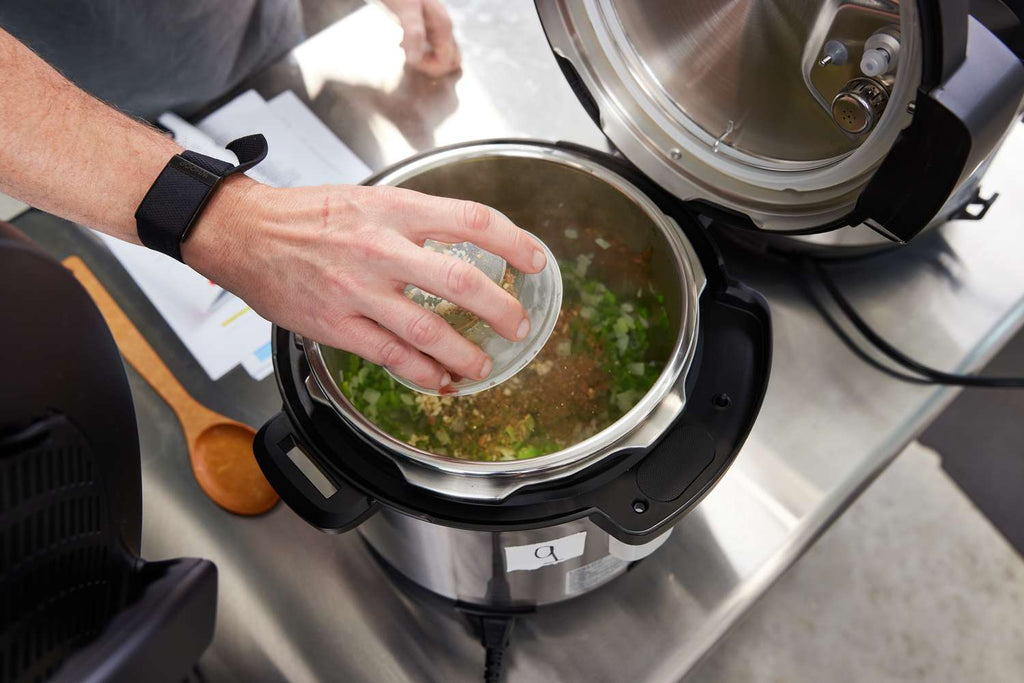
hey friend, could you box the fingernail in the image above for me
[479,357,492,379]
[440,371,452,388]
[532,249,546,271]
[516,317,530,341]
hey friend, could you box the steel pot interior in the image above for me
[307,145,704,499]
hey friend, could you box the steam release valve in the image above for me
[818,40,849,67]
[860,26,901,77]
[832,78,889,134]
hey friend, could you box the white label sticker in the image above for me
[504,532,587,572]
[565,555,628,595]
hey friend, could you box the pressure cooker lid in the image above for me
[535,0,1024,237]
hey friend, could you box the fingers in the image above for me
[428,199,546,274]
[419,0,461,75]
[325,315,451,390]
[380,0,460,77]
[369,295,492,380]
[394,2,428,64]
[407,51,460,78]
[372,187,546,274]
[393,244,531,343]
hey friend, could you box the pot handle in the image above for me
[254,412,377,533]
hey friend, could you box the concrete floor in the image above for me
[686,442,1024,683]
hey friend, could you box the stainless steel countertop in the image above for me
[38,3,1024,682]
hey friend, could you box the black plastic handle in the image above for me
[855,16,1024,242]
[254,411,377,533]
[582,283,773,545]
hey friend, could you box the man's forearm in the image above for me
[0,27,184,244]
[0,26,544,391]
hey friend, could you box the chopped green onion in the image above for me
[614,390,639,412]
[515,445,541,459]
[575,254,593,277]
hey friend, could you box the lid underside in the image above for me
[537,0,923,232]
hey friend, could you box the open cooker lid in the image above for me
[535,0,1024,240]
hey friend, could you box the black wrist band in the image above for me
[135,134,268,262]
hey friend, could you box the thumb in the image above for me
[397,5,428,62]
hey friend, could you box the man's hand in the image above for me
[379,0,461,77]
[184,178,546,391]
[0,27,536,392]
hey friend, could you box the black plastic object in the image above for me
[254,141,772,545]
[636,426,716,503]
[478,614,515,683]
[255,412,379,533]
[974,0,1024,58]
[0,226,217,683]
[50,559,217,683]
[135,134,267,262]
[853,16,1024,242]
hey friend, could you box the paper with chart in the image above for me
[99,90,371,380]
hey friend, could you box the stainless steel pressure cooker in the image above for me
[256,142,771,607]
[254,0,1024,612]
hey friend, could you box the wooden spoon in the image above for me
[64,256,279,515]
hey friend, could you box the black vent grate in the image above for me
[1,415,129,683]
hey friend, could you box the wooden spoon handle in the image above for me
[63,257,207,434]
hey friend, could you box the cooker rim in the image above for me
[303,142,707,501]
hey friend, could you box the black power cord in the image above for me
[479,615,515,683]
[795,262,933,384]
[797,258,1024,388]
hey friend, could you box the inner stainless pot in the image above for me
[304,144,705,501]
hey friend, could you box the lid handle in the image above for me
[253,412,377,532]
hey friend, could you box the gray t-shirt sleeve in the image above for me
[0,0,304,119]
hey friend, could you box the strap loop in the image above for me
[135,134,268,262]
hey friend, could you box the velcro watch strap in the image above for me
[135,134,268,262]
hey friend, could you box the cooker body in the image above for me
[359,508,669,608]
[255,141,772,608]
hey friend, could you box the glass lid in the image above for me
[536,0,923,232]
